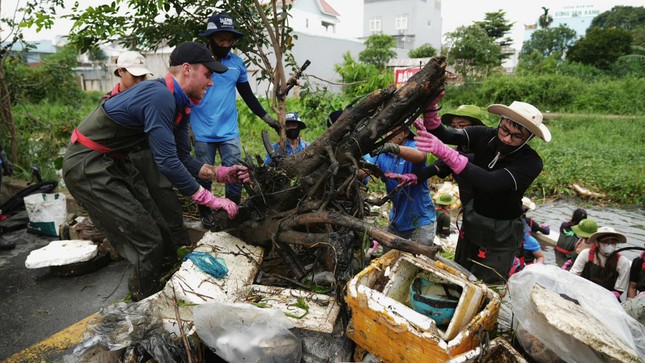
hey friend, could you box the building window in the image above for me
[395,15,408,32]
[370,17,382,33]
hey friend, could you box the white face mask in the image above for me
[599,243,617,256]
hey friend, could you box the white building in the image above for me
[363,0,443,51]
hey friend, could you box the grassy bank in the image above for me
[5,92,644,206]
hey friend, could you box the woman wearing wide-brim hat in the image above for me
[570,227,631,300]
[411,95,551,284]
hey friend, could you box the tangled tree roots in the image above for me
[212,56,448,293]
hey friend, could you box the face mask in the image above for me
[286,128,300,140]
[208,40,231,59]
[599,243,617,256]
[492,135,521,155]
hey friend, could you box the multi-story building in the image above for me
[363,0,442,50]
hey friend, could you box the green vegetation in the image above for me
[531,115,644,205]
[5,74,644,206]
[2,2,643,207]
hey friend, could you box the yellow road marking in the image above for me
[4,313,96,363]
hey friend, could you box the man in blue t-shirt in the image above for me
[191,13,282,229]
[367,128,437,245]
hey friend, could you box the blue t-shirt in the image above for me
[370,139,436,231]
[190,52,248,143]
[264,138,309,165]
[523,224,541,253]
[102,77,203,195]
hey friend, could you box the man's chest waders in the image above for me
[455,200,523,283]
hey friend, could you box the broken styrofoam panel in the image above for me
[530,284,641,363]
[246,285,341,334]
[24,239,97,268]
[194,231,265,289]
[152,231,342,337]
[158,231,264,306]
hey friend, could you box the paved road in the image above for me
[0,228,129,361]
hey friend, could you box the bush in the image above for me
[5,45,85,105]
[10,92,102,180]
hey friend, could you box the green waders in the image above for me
[455,201,523,284]
[63,106,177,301]
[129,149,190,247]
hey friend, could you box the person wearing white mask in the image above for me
[570,227,632,301]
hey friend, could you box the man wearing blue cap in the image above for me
[264,112,309,166]
[192,13,282,229]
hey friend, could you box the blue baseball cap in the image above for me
[199,14,244,39]
[286,112,306,129]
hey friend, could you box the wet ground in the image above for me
[0,228,129,361]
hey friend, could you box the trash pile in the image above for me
[21,217,645,362]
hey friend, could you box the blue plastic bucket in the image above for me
[409,277,461,326]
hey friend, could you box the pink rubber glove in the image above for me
[612,290,621,300]
[191,187,238,219]
[422,91,445,130]
[215,165,250,184]
[414,130,468,174]
[384,172,418,188]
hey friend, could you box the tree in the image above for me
[22,0,447,292]
[538,7,553,29]
[0,0,66,162]
[590,6,645,31]
[567,28,633,70]
[444,25,502,81]
[335,52,394,96]
[48,0,301,133]
[519,24,577,59]
[358,34,397,70]
[475,10,514,60]
[408,43,436,58]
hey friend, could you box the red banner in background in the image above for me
[394,67,421,88]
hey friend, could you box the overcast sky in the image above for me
[2,0,644,50]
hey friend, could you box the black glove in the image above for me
[262,113,282,134]
[370,143,400,157]
[0,150,13,176]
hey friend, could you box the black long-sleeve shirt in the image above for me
[431,125,543,220]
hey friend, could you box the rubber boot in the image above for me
[198,204,214,230]
[0,235,15,250]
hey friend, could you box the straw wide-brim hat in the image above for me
[521,197,536,211]
[587,226,627,245]
[488,101,551,142]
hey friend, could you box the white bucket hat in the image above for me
[521,197,536,211]
[488,101,551,142]
[114,51,153,77]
